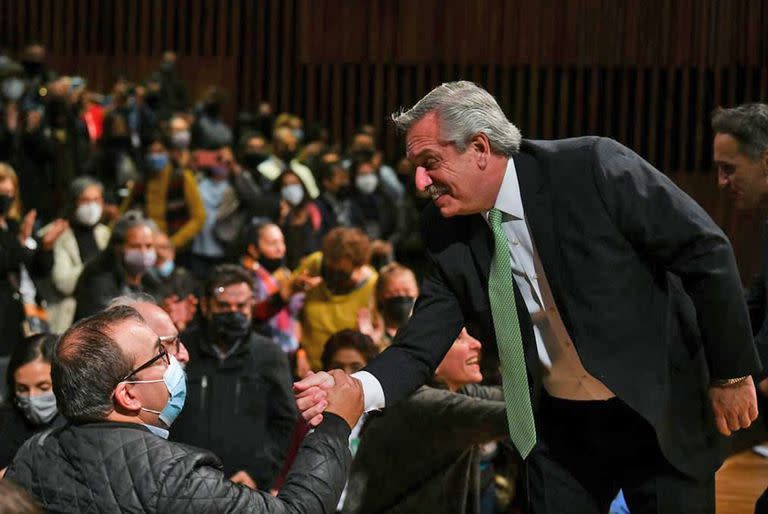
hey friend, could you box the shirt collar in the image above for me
[487,158,524,221]
[141,423,169,439]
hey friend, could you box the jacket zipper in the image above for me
[234,379,241,414]
[200,375,208,411]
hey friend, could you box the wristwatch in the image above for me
[711,375,750,387]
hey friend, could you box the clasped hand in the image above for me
[294,370,363,429]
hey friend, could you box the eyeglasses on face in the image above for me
[120,343,170,383]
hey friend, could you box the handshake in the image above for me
[293,370,365,429]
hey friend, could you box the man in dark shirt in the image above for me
[171,264,297,490]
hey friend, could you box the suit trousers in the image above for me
[523,394,714,514]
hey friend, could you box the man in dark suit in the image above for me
[712,102,768,514]
[296,82,761,513]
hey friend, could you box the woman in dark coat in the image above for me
[0,333,64,474]
[0,163,66,359]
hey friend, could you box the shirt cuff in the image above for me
[351,370,386,412]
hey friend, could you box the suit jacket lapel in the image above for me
[468,214,492,281]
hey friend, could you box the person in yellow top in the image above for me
[121,134,205,251]
[294,227,378,373]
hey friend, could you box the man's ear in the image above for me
[199,297,210,317]
[470,133,491,169]
[112,382,143,415]
[247,243,259,259]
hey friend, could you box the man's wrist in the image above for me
[711,375,750,388]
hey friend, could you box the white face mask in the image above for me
[281,184,305,206]
[74,201,103,226]
[1,78,25,101]
[355,174,379,195]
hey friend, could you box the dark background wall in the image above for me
[1,0,766,281]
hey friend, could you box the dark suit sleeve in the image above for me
[746,273,766,334]
[591,137,760,379]
[364,225,465,405]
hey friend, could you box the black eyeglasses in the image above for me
[159,334,182,355]
[120,345,170,382]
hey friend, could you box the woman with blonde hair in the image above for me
[0,163,66,362]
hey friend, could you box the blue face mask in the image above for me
[125,355,187,427]
[156,259,175,278]
[146,153,169,172]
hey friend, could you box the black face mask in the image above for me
[381,296,415,327]
[22,60,43,78]
[204,102,221,117]
[211,311,251,342]
[0,194,13,216]
[322,265,356,295]
[334,185,352,200]
[242,152,269,170]
[107,135,132,151]
[258,255,285,273]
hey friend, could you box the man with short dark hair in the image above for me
[5,305,362,513]
[171,264,297,491]
[712,102,768,514]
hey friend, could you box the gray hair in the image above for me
[69,176,103,202]
[711,103,768,160]
[391,81,522,156]
[109,210,158,249]
[107,293,158,309]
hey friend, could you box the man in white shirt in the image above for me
[296,81,760,514]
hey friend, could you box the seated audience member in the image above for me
[369,239,395,270]
[189,146,233,276]
[167,114,193,168]
[82,112,141,216]
[0,163,66,359]
[241,221,304,356]
[108,294,190,366]
[348,157,397,241]
[121,133,206,253]
[358,262,418,350]
[5,306,362,512]
[171,265,297,490]
[191,86,233,149]
[295,227,378,372]
[73,212,160,320]
[276,169,323,269]
[44,176,110,333]
[150,230,198,333]
[214,142,281,255]
[274,330,379,500]
[315,159,352,235]
[238,131,273,191]
[258,126,319,197]
[0,334,63,474]
[344,129,404,203]
[342,329,508,514]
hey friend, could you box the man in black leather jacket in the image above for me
[5,305,363,513]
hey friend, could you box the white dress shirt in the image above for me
[353,158,612,411]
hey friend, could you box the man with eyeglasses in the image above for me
[109,293,190,366]
[171,264,297,492]
[5,305,362,513]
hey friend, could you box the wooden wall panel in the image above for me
[1,0,767,281]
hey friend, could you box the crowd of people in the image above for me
[0,43,508,513]
[0,41,767,514]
